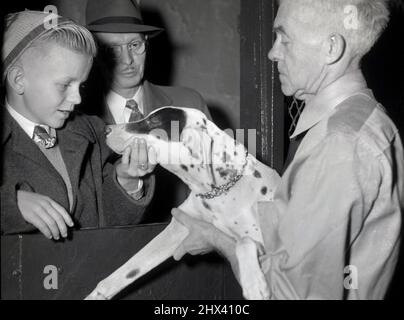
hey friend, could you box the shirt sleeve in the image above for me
[124,178,144,200]
[1,181,37,234]
[258,133,401,300]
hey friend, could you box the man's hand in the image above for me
[116,138,156,190]
[172,208,215,260]
[172,208,240,280]
[17,191,74,240]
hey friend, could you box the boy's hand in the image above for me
[17,191,74,240]
[116,138,157,189]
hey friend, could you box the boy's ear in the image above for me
[6,65,25,95]
[324,33,346,65]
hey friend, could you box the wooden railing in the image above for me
[1,223,243,300]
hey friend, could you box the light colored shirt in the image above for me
[106,86,144,124]
[259,71,404,299]
[105,88,145,198]
[6,101,54,138]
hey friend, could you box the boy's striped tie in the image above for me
[33,125,56,149]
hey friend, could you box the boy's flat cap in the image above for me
[2,10,70,81]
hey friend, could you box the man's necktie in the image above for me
[126,99,144,122]
[282,131,307,175]
[33,125,56,149]
[282,98,306,174]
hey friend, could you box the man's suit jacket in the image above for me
[99,81,211,124]
[0,111,154,235]
[93,81,211,222]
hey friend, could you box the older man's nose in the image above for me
[104,126,112,136]
[268,41,283,62]
[268,47,277,61]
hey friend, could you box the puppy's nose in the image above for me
[104,126,112,136]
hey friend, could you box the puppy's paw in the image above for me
[242,271,270,300]
[85,290,108,300]
[85,282,110,300]
[236,237,270,300]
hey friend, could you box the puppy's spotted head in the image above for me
[105,107,187,154]
[125,107,187,139]
[106,107,248,194]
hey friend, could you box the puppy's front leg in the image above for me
[235,237,270,300]
[85,219,189,300]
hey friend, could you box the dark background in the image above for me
[2,1,403,136]
[1,0,403,300]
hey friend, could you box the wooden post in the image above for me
[240,0,284,173]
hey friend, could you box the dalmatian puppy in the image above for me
[86,107,280,300]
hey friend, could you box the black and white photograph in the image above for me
[1,0,404,305]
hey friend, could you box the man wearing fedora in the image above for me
[83,0,211,221]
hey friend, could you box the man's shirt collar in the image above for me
[106,86,144,124]
[290,71,369,139]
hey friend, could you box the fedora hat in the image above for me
[86,0,163,36]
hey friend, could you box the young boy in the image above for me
[1,11,155,240]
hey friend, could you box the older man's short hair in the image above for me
[281,0,390,58]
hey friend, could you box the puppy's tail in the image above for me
[85,219,189,300]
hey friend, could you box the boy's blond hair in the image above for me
[3,10,97,82]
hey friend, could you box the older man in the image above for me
[172,0,404,299]
[82,0,211,220]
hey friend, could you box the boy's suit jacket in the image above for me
[85,80,211,222]
[1,110,155,235]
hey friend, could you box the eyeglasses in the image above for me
[101,39,147,59]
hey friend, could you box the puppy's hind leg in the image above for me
[235,237,270,300]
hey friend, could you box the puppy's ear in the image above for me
[126,107,187,141]
[6,65,25,95]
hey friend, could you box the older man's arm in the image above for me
[172,133,401,300]
[172,209,241,282]
[258,133,401,300]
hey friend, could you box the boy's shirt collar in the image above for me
[5,100,55,139]
[106,85,144,124]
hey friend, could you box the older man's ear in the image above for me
[325,33,346,65]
